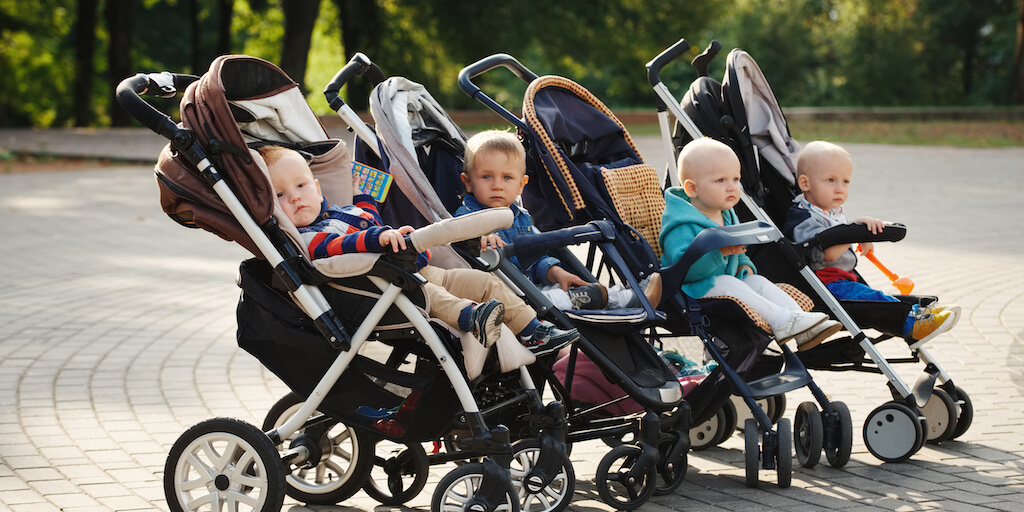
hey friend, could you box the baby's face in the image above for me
[269,151,322,228]
[799,154,853,211]
[684,155,742,214]
[461,149,528,209]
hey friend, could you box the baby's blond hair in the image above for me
[797,141,851,179]
[464,130,526,176]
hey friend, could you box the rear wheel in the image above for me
[431,463,520,512]
[654,430,687,496]
[510,438,575,512]
[689,408,724,450]
[362,439,429,506]
[922,388,957,443]
[949,387,974,439]
[262,393,371,504]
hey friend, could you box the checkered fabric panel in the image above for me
[601,164,666,257]
[776,282,814,312]
[706,295,771,332]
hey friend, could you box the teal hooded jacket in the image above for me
[658,187,756,298]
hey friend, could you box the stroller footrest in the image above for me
[745,371,812,398]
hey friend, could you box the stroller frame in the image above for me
[648,38,971,463]
[117,61,532,512]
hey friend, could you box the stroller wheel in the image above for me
[362,439,429,506]
[713,398,738,445]
[262,392,372,504]
[595,444,657,510]
[743,419,760,488]
[949,387,974,440]
[921,387,958,444]
[654,430,688,496]
[689,406,727,451]
[823,401,853,468]
[863,401,923,463]
[775,418,793,489]
[510,438,575,512]
[430,462,520,512]
[794,402,823,468]
[164,417,285,512]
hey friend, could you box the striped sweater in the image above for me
[298,196,427,268]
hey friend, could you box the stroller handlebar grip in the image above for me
[323,52,386,111]
[407,208,515,254]
[690,40,722,78]
[458,53,538,130]
[646,38,690,87]
[116,72,199,141]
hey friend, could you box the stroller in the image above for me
[117,54,565,512]
[321,54,578,512]
[460,52,855,489]
[322,55,690,510]
[648,38,973,463]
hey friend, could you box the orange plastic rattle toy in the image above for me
[858,245,914,294]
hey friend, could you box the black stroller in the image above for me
[117,54,567,512]
[648,38,973,463]
[319,54,691,510]
[458,53,851,489]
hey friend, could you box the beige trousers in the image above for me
[419,265,536,335]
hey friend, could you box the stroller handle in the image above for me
[116,72,199,141]
[323,52,386,112]
[645,38,691,88]
[458,53,539,129]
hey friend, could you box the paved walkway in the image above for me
[1,129,1023,511]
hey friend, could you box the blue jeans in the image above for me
[826,279,915,336]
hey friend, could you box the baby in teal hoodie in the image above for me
[659,138,840,351]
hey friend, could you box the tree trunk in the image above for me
[280,0,322,91]
[190,0,202,74]
[217,0,233,56]
[73,0,98,127]
[105,0,133,127]
[1013,0,1024,104]
[334,0,382,110]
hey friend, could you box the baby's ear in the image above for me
[460,172,472,192]
[682,179,696,197]
[797,174,810,191]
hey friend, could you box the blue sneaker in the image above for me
[519,321,579,356]
[471,299,504,348]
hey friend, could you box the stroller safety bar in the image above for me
[499,220,617,266]
[407,207,514,253]
[803,222,906,250]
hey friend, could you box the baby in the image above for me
[261,144,578,356]
[784,140,959,348]
[659,137,841,350]
[455,129,647,311]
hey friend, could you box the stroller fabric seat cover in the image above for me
[723,49,800,187]
[600,163,666,257]
[371,76,466,225]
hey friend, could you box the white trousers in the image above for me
[701,274,801,329]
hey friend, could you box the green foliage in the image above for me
[0,0,1020,127]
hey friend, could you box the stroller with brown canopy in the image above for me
[117,54,568,512]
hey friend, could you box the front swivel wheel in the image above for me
[594,444,657,510]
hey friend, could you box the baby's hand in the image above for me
[855,217,885,235]
[379,226,415,252]
[480,233,505,252]
[547,266,589,291]
[720,244,747,256]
